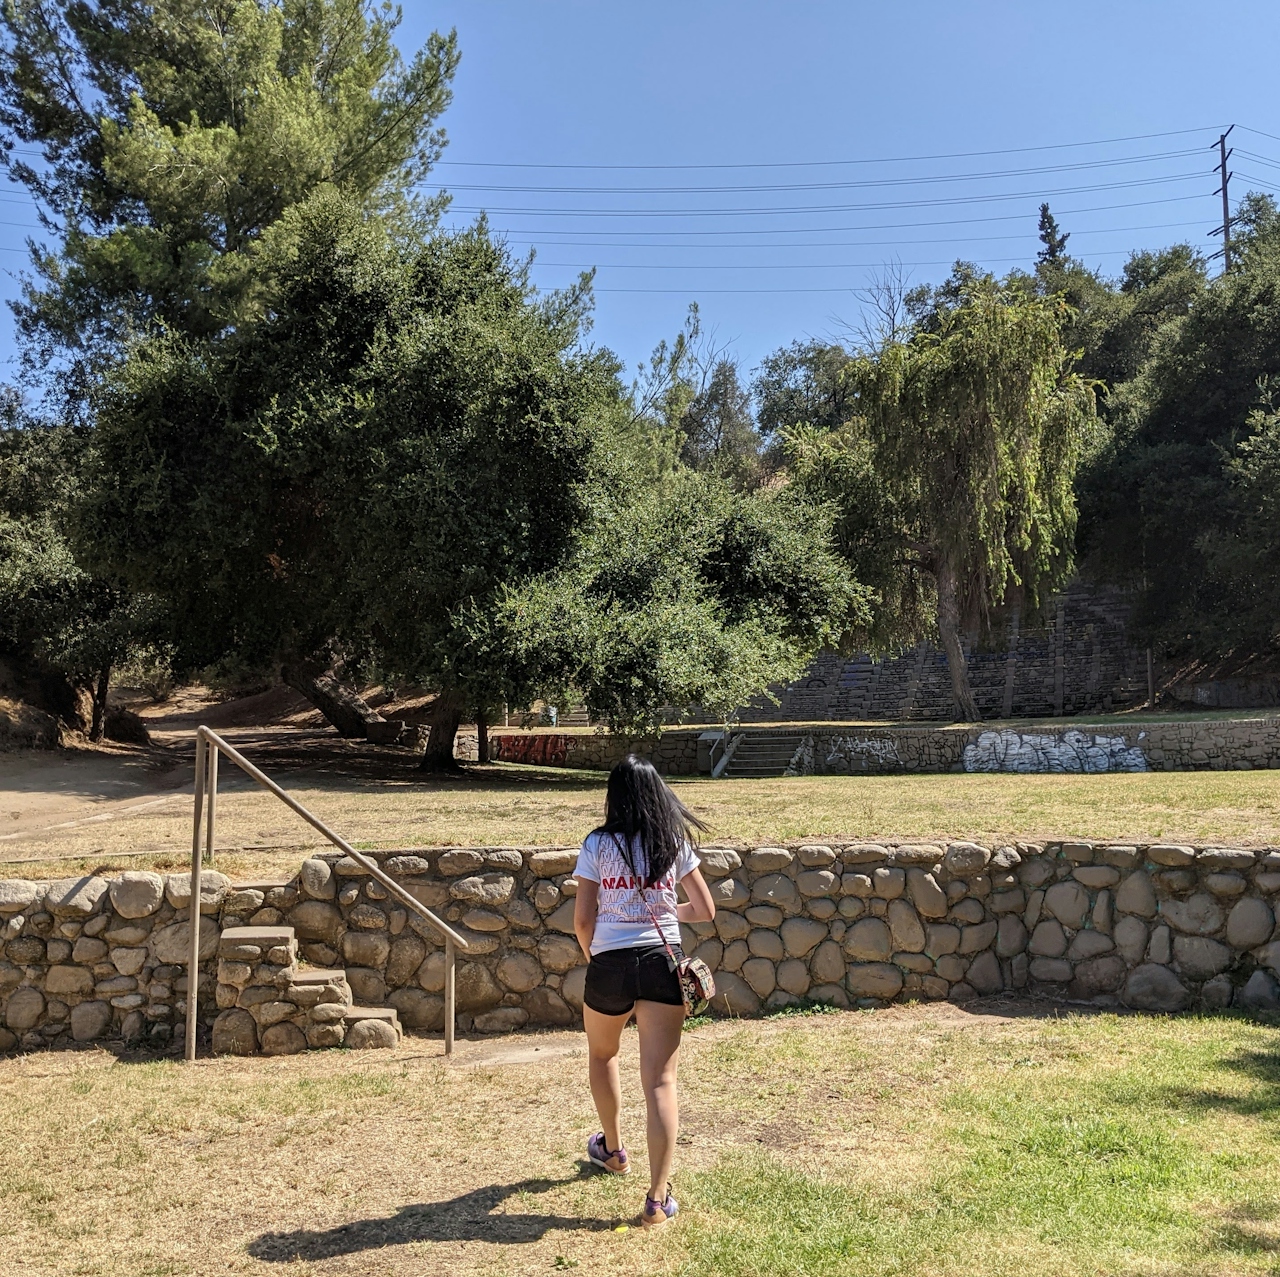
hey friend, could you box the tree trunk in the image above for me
[476,710,490,764]
[281,661,382,738]
[89,664,111,743]
[935,560,981,722]
[420,687,466,771]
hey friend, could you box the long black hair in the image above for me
[594,754,707,887]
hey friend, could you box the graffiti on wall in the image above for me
[490,733,572,767]
[962,729,1148,774]
[822,736,904,773]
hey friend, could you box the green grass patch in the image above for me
[762,998,844,1020]
[671,1015,1280,1276]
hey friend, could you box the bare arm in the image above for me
[677,867,716,924]
[574,878,600,963]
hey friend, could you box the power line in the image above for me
[492,219,1208,252]
[444,170,1211,220]
[433,125,1221,171]
[0,125,1264,292]
[433,147,1205,196]
[1235,171,1280,194]
[449,193,1212,238]
[525,246,1195,273]
[1235,149,1280,172]
[1238,125,1280,147]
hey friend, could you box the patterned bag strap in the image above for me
[636,886,682,968]
[617,834,682,968]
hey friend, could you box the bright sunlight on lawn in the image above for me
[7,766,1280,880]
[2,1003,1279,1276]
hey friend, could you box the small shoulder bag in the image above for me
[634,880,716,1017]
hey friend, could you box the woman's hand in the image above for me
[574,877,600,962]
[676,867,715,924]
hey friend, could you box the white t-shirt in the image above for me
[574,831,700,956]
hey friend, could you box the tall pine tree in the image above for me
[1036,202,1070,266]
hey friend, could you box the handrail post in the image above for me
[203,744,218,866]
[444,936,456,1056]
[184,732,207,1063]
[190,725,470,1057]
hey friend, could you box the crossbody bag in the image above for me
[632,877,716,1017]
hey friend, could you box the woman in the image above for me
[573,754,716,1227]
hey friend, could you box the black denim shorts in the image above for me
[584,943,685,1015]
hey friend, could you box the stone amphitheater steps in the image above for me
[723,732,803,779]
[213,922,401,1055]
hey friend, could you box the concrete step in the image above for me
[219,924,296,947]
[217,925,298,966]
[343,1005,403,1047]
[344,1005,401,1029]
[291,967,346,988]
[229,878,293,892]
[290,968,351,1000]
[723,732,804,778]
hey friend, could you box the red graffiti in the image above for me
[491,733,571,767]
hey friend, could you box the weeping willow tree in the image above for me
[836,274,1096,720]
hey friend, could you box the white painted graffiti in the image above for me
[823,736,904,772]
[962,729,1148,774]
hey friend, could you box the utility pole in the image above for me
[1213,125,1235,271]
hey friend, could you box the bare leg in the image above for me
[634,1000,685,1199]
[584,1005,630,1153]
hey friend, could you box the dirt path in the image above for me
[0,748,188,837]
[0,687,425,866]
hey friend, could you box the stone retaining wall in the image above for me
[488,717,1280,776]
[807,717,1280,773]
[489,730,703,773]
[4,837,1280,1052]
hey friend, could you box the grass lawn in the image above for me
[2,1003,1279,1275]
[5,764,1280,879]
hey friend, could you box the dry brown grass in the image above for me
[4,763,1280,880]
[2,1004,1279,1276]
[0,1011,852,1277]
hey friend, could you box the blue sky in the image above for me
[401,0,1280,380]
[4,1,1280,385]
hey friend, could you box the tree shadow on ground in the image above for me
[956,993,1135,1020]
[1169,1033,1280,1118]
[247,1171,619,1261]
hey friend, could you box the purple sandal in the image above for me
[587,1132,630,1175]
[642,1188,679,1227]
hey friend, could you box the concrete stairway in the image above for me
[722,732,803,778]
[212,923,402,1055]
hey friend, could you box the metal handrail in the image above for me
[184,725,468,1062]
[711,730,742,779]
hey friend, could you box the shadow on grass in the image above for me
[247,1172,619,1260]
[1211,1221,1280,1255]
[1173,1034,1280,1117]
[954,993,1136,1021]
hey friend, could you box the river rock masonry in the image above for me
[2,839,1280,1054]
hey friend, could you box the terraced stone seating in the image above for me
[211,923,401,1055]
